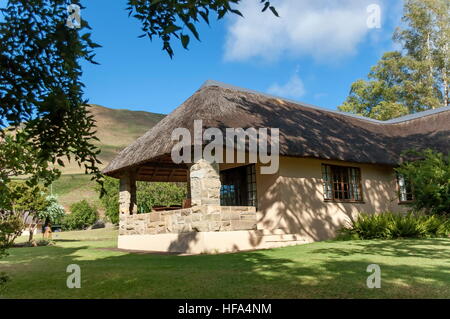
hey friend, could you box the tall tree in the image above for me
[0,0,277,192]
[339,0,449,120]
[1,0,102,192]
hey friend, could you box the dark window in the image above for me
[246,165,257,207]
[220,164,257,207]
[397,174,414,202]
[322,164,363,202]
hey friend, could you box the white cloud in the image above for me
[268,73,306,98]
[224,0,386,62]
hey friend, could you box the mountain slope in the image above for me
[60,104,165,174]
[54,105,165,209]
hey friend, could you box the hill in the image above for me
[53,104,165,209]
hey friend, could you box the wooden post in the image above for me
[186,166,192,199]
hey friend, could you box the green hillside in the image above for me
[53,104,165,210]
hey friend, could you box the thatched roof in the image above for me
[103,80,450,178]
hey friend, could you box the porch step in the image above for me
[257,231,310,250]
[263,240,308,249]
[263,234,303,242]
[254,229,293,236]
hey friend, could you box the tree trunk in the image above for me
[28,224,35,243]
[443,42,449,107]
[444,69,449,107]
[426,32,435,108]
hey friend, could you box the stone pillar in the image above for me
[119,171,137,215]
[190,159,221,206]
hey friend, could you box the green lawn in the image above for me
[1,229,449,299]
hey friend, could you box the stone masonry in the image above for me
[119,158,257,236]
[189,159,221,206]
[119,206,257,235]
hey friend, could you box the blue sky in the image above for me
[81,0,404,115]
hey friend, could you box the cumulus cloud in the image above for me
[268,72,306,98]
[224,0,385,62]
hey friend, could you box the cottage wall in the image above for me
[255,156,407,242]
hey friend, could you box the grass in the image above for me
[51,174,101,210]
[48,105,165,209]
[1,229,449,299]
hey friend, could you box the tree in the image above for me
[396,150,450,215]
[339,0,449,120]
[0,132,61,196]
[1,0,102,193]
[127,0,278,58]
[62,200,97,230]
[0,208,24,287]
[97,177,119,224]
[6,182,49,243]
[1,0,278,196]
[39,195,66,227]
[0,212,25,248]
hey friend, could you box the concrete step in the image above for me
[262,240,307,249]
[263,234,303,242]
[255,229,293,236]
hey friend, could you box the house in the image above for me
[103,80,450,254]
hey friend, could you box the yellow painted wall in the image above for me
[254,157,406,241]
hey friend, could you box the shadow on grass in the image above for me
[312,238,450,259]
[1,239,450,298]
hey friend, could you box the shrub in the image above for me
[0,212,25,247]
[388,213,427,238]
[338,212,450,240]
[396,150,450,215]
[424,215,450,238]
[97,176,186,224]
[97,177,119,224]
[39,195,65,226]
[137,182,186,214]
[338,213,392,240]
[62,200,98,231]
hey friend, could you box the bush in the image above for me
[0,212,25,247]
[97,177,186,224]
[62,200,98,231]
[97,177,119,224]
[388,213,427,238]
[338,212,450,240]
[137,182,186,214]
[396,150,450,215]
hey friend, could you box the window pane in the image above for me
[323,164,362,201]
[397,174,413,202]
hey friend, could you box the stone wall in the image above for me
[119,206,257,236]
[189,159,221,206]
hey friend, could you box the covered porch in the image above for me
[116,156,258,239]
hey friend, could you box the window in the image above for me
[220,164,257,207]
[322,164,363,202]
[246,165,257,207]
[397,174,413,202]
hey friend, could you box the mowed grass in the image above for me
[1,229,449,299]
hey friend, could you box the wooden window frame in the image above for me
[322,164,364,203]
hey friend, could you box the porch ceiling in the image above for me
[136,162,188,182]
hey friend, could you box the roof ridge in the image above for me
[201,79,450,125]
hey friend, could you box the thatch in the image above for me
[103,81,450,177]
